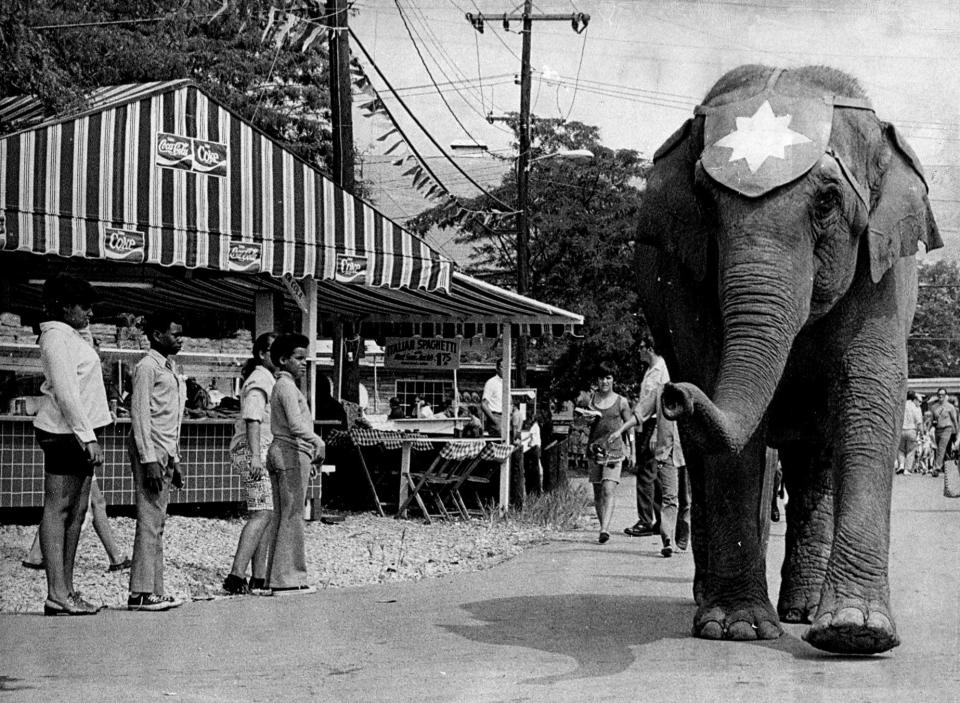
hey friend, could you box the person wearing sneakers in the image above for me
[222,332,277,596]
[264,334,325,596]
[127,313,187,611]
[583,361,633,545]
[609,334,690,557]
[33,274,112,616]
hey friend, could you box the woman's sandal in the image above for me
[598,531,610,544]
[43,597,97,616]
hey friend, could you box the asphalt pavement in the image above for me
[2,472,960,703]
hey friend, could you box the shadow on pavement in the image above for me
[443,594,690,685]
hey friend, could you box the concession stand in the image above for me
[0,80,583,515]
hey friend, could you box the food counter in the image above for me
[0,415,328,509]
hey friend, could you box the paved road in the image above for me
[3,473,960,703]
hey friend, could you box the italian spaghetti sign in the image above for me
[384,337,461,371]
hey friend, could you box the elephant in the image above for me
[635,65,940,654]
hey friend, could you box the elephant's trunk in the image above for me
[662,234,811,455]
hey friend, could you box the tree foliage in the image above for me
[910,260,960,377]
[0,0,334,171]
[407,117,652,398]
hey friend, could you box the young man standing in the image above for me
[481,359,504,436]
[128,313,186,611]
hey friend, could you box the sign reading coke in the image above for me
[192,139,228,178]
[335,254,367,284]
[228,240,262,273]
[155,132,229,177]
[102,227,145,263]
[156,132,193,171]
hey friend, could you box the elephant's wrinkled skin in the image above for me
[636,65,940,654]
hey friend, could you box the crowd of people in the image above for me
[27,274,326,614]
[898,387,959,477]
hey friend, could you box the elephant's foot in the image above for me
[777,584,820,624]
[803,605,899,654]
[693,601,783,641]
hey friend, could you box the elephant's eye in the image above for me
[813,186,842,220]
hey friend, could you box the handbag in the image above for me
[943,458,960,498]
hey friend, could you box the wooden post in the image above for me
[300,277,319,417]
[498,322,512,513]
[254,290,279,337]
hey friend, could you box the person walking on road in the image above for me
[897,391,924,475]
[33,274,113,615]
[223,332,277,596]
[929,388,958,477]
[127,313,187,612]
[582,361,633,544]
[610,334,690,557]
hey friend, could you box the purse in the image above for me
[943,458,960,498]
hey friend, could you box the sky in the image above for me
[348,0,960,260]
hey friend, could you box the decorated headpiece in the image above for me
[693,68,874,198]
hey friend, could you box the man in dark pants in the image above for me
[628,416,660,536]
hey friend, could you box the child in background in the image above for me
[265,334,324,596]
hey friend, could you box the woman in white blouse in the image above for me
[33,274,112,615]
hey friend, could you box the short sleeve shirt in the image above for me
[482,374,503,414]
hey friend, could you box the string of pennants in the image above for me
[348,57,516,232]
[256,2,515,231]
[260,0,331,52]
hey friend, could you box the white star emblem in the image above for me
[714,101,811,173]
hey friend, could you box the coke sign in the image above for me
[102,227,145,263]
[335,255,367,284]
[228,240,262,273]
[156,132,193,172]
[155,131,228,178]
[192,139,228,177]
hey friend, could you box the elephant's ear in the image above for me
[638,118,710,282]
[867,123,942,283]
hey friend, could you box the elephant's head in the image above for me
[639,65,941,454]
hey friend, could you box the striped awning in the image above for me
[0,80,451,292]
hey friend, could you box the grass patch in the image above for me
[494,481,593,531]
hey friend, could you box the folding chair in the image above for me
[398,440,486,522]
[447,442,515,518]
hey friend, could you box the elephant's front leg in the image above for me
[692,435,782,641]
[803,352,902,654]
[777,442,834,624]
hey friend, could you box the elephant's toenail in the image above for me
[727,621,758,640]
[865,611,892,631]
[833,607,865,628]
[697,621,724,640]
[757,621,783,639]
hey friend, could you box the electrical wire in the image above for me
[350,26,516,212]
[394,0,489,145]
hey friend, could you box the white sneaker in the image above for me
[270,585,317,596]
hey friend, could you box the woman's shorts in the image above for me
[588,458,624,484]
[231,443,274,512]
[35,428,95,477]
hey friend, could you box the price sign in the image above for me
[384,337,461,370]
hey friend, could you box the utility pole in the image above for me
[327,0,355,192]
[467,5,588,387]
[326,0,359,402]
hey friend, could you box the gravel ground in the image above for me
[0,511,573,613]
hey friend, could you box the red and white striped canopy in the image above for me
[0,80,451,292]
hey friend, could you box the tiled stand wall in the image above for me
[0,417,321,509]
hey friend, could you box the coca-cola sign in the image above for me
[228,240,262,273]
[156,132,193,172]
[335,254,367,284]
[102,227,145,263]
[155,131,228,178]
[192,139,228,177]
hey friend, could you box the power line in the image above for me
[350,26,516,211]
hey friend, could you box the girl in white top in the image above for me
[223,333,277,595]
[34,274,111,616]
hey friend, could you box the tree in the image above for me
[407,117,652,397]
[0,0,336,173]
[910,260,960,377]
